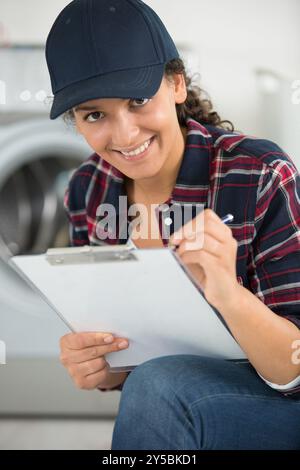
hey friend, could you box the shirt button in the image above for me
[164,217,173,226]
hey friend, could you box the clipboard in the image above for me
[10,244,246,372]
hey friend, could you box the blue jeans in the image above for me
[111,355,300,450]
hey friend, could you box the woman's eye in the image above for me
[131,98,151,107]
[84,111,103,123]
[83,98,151,122]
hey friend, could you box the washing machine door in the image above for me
[0,117,91,255]
[0,117,91,317]
[0,168,32,254]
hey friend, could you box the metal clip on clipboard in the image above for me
[45,245,138,266]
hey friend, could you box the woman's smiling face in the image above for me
[73,74,187,182]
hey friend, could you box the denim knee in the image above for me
[113,355,246,450]
[112,355,205,450]
[112,355,300,450]
[122,354,259,399]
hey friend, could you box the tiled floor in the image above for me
[0,418,115,450]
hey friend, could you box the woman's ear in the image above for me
[173,73,187,105]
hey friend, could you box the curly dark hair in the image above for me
[62,57,234,131]
[165,58,234,131]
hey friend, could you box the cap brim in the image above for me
[50,63,165,119]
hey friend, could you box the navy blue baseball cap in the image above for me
[46,0,179,119]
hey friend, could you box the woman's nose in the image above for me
[110,115,140,150]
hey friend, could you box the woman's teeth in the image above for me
[120,138,152,157]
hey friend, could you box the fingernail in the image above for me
[169,244,178,252]
[118,340,128,349]
[104,335,114,343]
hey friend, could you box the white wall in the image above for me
[1,0,300,150]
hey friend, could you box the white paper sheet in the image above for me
[11,247,246,371]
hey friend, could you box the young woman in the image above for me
[46,0,300,449]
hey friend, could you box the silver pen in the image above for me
[220,213,234,224]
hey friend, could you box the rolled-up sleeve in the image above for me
[247,157,300,396]
[257,372,300,396]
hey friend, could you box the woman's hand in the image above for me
[169,209,240,311]
[59,332,129,390]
